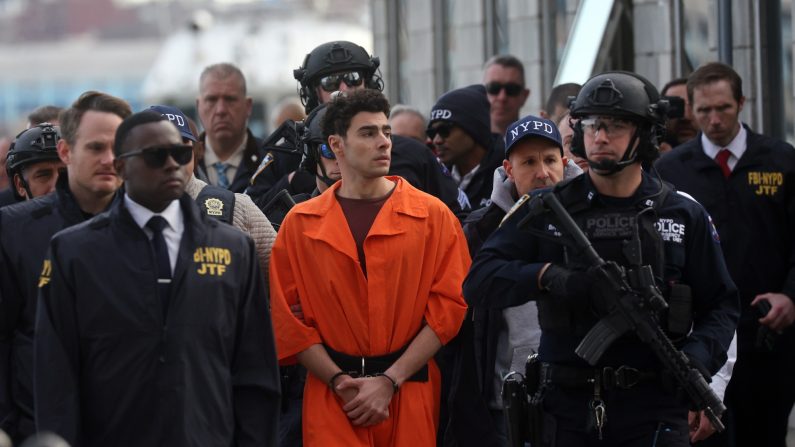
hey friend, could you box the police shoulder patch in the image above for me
[38,259,52,288]
[500,194,532,227]
[249,152,275,185]
[204,197,224,216]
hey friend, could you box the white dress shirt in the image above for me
[124,194,184,273]
[701,123,747,171]
[204,134,248,186]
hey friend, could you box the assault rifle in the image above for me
[537,191,726,432]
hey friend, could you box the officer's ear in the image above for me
[13,173,28,199]
[57,139,70,165]
[503,159,515,182]
[245,96,253,119]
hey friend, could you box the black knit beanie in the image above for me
[429,84,492,149]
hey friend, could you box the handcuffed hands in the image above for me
[334,375,395,427]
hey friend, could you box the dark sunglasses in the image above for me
[318,71,364,92]
[485,82,524,97]
[117,144,193,168]
[427,123,454,140]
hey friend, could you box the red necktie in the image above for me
[715,149,732,178]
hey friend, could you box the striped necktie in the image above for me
[213,162,231,189]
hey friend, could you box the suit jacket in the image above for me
[196,129,266,193]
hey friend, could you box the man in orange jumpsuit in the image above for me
[269,89,469,446]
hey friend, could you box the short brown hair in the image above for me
[687,62,743,103]
[483,55,526,86]
[322,90,390,139]
[59,91,131,145]
[28,105,63,126]
[199,63,248,96]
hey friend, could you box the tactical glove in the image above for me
[540,264,594,305]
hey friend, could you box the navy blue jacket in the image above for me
[35,194,280,447]
[655,126,795,348]
[463,172,739,376]
[0,174,106,442]
[0,188,21,209]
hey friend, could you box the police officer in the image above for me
[259,103,341,230]
[263,103,341,447]
[0,92,131,444]
[446,115,581,447]
[5,124,64,202]
[247,41,468,218]
[463,71,739,446]
[34,110,281,447]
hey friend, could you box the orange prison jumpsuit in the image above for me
[270,177,469,446]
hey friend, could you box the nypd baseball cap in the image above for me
[149,105,197,142]
[504,114,562,158]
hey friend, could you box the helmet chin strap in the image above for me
[587,128,641,176]
[315,160,339,188]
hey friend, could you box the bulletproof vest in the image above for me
[536,181,669,336]
[196,185,235,224]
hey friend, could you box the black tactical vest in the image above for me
[535,180,670,336]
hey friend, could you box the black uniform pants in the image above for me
[724,332,795,447]
[278,365,305,447]
[540,383,690,447]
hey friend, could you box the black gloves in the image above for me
[540,264,617,314]
[540,264,595,305]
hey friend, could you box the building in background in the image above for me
[372,0,794,143]
[0,0,371,137]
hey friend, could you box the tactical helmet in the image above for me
[569,71,668,166]
[293,41,382,113]
[300,104,335,184]
[6,123,61,179]
[569,71,666,124]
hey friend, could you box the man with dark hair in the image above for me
[465,71,738,446]
[658,78,697,154]
[35,110,280,447]
[269,89,469,446]
[483,55,530,135]
[429,85,502,210]
[195,63,267,193]
[26,106,63,128]
[542,82,582,125]
[0,91,130,444]
[656,61,795,447]
[248,41,468,218]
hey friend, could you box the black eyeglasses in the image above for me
[485,82,524,97]
[318,71,364,92]
[427,123,454,140]
[117,144,193,168]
